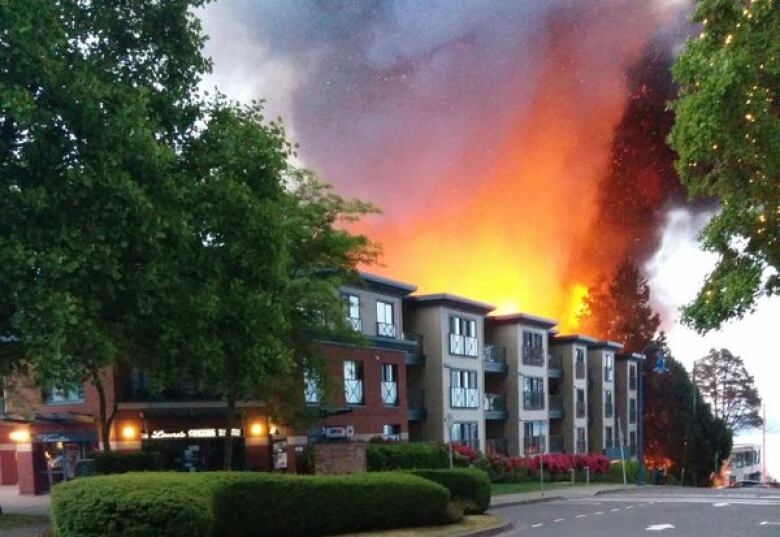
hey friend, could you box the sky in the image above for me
[198,0,778,478]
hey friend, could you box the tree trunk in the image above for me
[223,397,236,470]
[94,372,117,453]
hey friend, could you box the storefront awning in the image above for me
[34,431,97,443]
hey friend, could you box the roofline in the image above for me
[488,312,558,329]
[349,271,417,296]
[406,293,495,315]
[590,340,624,351]
[552,334,599,346]
[617,352,646,360]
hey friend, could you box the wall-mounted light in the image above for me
[249,422,263,437]
[121,425,138,440]
[9,429,30,443]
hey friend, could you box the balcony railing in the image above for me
[549,394,563,418]
[404,332,425,366]
[548,353,563,370]
[485,437,508,456]
[484,393,506,412]
[604,366,613,382]
[381,381,398,406]
[304,376,320,405]
[576,440,587,454]
[576,400,586,418]
[605,402,614,418]
[484,344,507,369]
[629,408,637,424]
[575,361,586,379]
[449,333,478,357]
[629,443,637,457]
[344,379,364,405]
[450,387,480,409]
[629,375,637,391]
[524,435,546,455]
[376,322,397,338]
[549,435,564,454]
[522,345,545,366]
[407,388,426,421]
[523,391,545,410]
[605,436,614,450]
[346,317,362,332]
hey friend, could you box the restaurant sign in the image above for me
[142,428,242,440]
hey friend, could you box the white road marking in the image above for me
[713,502,729,507]
[532,523,544,528]
[646,524,675,531]
[760,521,780,526]
[610,508,620,512]
[626,505,635,509]
[595,511,604,515]
[576,514,587,518]
[554,518,565,523]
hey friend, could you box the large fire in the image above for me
[355,5,682,332]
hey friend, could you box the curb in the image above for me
[490,495,564,508]
[593,486,639,496]
[454,516,514,537]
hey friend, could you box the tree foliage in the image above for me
[0,0,210,449]
[693,348,762,431]
[669,0,779,332]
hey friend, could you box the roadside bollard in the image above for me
[585,466,590,486]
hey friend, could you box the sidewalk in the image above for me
[490,483,637,508]
[0,486,51,516]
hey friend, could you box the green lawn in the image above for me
[491,481,584,496]
[0,514,50,530]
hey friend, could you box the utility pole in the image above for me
[762,403,767,484]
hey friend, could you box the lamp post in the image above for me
[638,343,668,486]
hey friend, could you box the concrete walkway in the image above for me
[490,483,638,508]
[0,486,50,516]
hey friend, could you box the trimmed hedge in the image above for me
[52,471,456,537]
[409,468,491,514]
[366,442,450,471]
[93,451,165,474]
[212,472,456,536]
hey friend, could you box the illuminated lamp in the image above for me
[121,425,138,440]
[249,422,263,437]
[9,429,30,443]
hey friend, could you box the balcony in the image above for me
[576,440,587,454]
[407,388,426,421]
[604,366,613,383]
[485,437,508,456]
[576,400,586,418]
[404,332,426,366]
[629,375,637,391]
[346,316,362,332]
[548,354,563,378]
[376,322,397,339]
[381,381,398,406]
[484,345,508,374]
[523,435,546,455]
[344,379,364,405]
[549,394,564,419]
[549,435,564,454]
[451,387,480,409]
[629,409,637,424]
[629,443,637,457]
[126,372,217,403]
[484,393,507,420]
[522,345,545,366]
[449,333,478,357]
[523,391,545,411]
[575,361,586,379]
[605,402,614,418]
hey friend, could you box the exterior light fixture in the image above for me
[9,429,30,443]
[250,422,263,437]
[121,425,138,440]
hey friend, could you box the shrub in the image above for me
[51,473,216,537]
[52,471,456,537]
[366,442,450,471]
[409,468,491,514]
[93,451,165,474]
[211,472,456,537]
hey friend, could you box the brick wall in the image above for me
[313,441,367,474]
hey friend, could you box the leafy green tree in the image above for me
[0,0,210,450]
[693,348,763,431]
[668,0,779,332]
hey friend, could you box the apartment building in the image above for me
[404,294,495,452]
[587,341,623,456]
[549,335,597,455]
[486,314,557,456]
[615,352,642,459]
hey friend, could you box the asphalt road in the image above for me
[491,487,780,536]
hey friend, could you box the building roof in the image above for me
[406,293,495,315]
[488,312,558,329]
[590,340,624,351]
[350,271,417,296]
[552,334,599,346]
[617,352,645,361]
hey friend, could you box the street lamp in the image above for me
[638,343,668,486]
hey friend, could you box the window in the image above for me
[451,422,479,450]
[575,348,586,379]
[629,431,637,456]
[449,316,478,357]
[522,331,544,365]
[381,364,398,406]
[343,360,364,405]
[629,398,637,424]
[576,427,587,454]
[604,390,613,417]
[605,426,614,450]
[523,420,547,454]
[343,293,362,331]
[604,353,614,382]
[450,369,479,408]
[576,388,586,418]
[629,363,637,390]
[523,376,545,410]
[376,301,396,338]
[304,367,321,404]
[43,384,84,404]
[382,424,401,441]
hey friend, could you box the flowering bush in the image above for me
[452,443,478,462]
[477,452,611,483]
